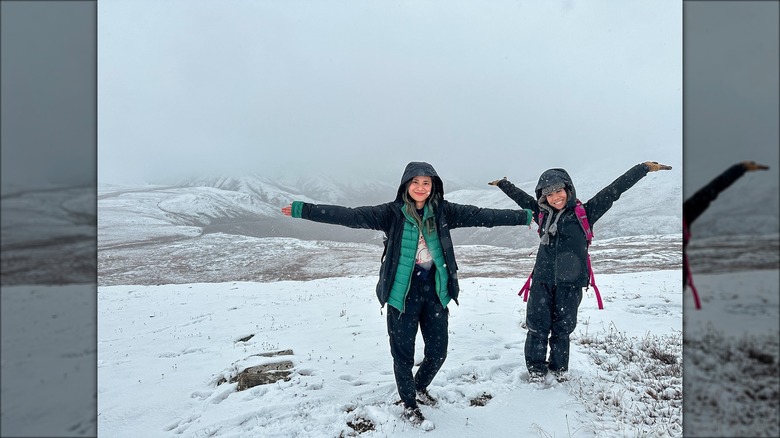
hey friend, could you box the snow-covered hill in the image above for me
[7,167,779,288]
[1,185,96,285]
[93,172,684,286]
[686,170,780,238]
[99,170,682,251]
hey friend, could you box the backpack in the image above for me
[683,221,702,309]
[518,200,604,309]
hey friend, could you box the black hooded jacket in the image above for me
[293,161,532,306]
[497,163,651,287]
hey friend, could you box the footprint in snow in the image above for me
[470,353,500,361]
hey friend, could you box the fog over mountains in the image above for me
[1,184,96,285]
[100,170,683,250]
[7,166,779,287]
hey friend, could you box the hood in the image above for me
[534,168,577,209]
[395,161,444,202]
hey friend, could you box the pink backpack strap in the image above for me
[574,202,593,242]
[575,201,603,309]
[684,257,701,309]
[683,221,701,309]
[518,271,533,301]
[586,255,604,309]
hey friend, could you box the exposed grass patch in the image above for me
[571,324,683,436]
[470,392,493,407]
[683,324,779,437]
[345,416,375,435]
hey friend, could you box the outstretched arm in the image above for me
[282,201,391,231]
[488,177,538,212]
[443,201,533,229]
[684,161,769,225]
[584,161,672,224]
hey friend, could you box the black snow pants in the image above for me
[386,266,449,409]
[524,282,583,375]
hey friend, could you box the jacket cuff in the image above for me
[523,208,534,225]
[291,201,304,218]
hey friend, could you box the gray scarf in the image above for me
[538,202,564,245]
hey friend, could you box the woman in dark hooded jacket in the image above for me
[489,161,672,382]
[683,160,770,308]
[282,161,532,426]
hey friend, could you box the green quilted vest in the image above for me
[386,205,450,313]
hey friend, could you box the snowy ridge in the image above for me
[1,185,96,285]
[686,167,779,238]
[179,170,685,236]
[175,175,321,206]
[98,172,683,251]
[92,172,684,286]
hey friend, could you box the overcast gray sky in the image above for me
[1,1,96,190]
[97,0,682,185]
[683,1,779,195]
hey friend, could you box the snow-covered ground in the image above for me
[683,269,779,437]
[96,270,683,437]
[682,236,780,437]
[1,284,97,437]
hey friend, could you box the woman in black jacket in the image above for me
[282,161,532,426]
[683,160,770,308]
[489,161,672,382]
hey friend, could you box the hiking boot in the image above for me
[416,388,438,406]
[528,372,546,384]
[402,407,426,426]
[551,370,568,383]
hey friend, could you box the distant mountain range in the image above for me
[6,170,779,285]
[685,175,780,238]
[1,184,96,285]
[97,171,684,249]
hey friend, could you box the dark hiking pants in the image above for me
[386,267,449,409]
[524,282,583,375]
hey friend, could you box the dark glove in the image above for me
[644,161,672,172]
[741,160,770,171]
[488,177,507,186]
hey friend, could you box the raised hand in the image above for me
[488,177,507,186]
[281,205,292,216]
[741,160,770,171]
[644,161,673,172]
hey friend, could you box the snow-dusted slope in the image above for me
[95,173,685,286]
[687,171,780,238]
[1,185,96,285]
[99,171,682,250]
